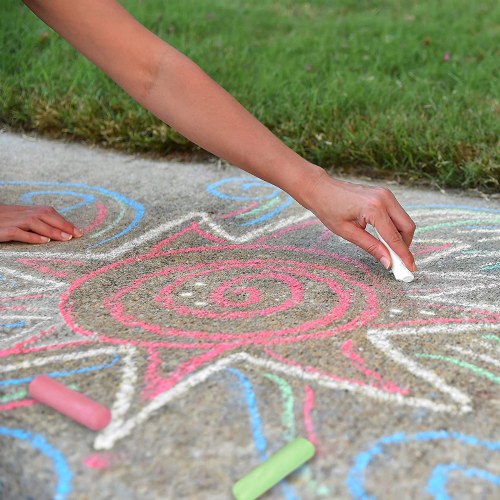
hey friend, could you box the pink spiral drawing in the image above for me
[60,244,379,349]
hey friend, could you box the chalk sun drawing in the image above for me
[1,177,499,497]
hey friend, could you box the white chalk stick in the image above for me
[375,229,414,283]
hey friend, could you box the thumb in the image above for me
[344,225,392,270]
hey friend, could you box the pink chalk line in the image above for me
[219,201,259,219]
[60,241,380,348]
[18,258,85,279]
[303,385,318,450]
[0,325,93,359]
[255,219,321,243]
[0,325,57,358]
[0,305,38,311]
[424,303,500,322]
[311,229,333,249]
[373,317,500,330]
[341,339,409,395]
[148,222,226,255]
[81,202,108,234]
[411,243,452,255]
[104,261,352,342]
[83,453,112,470]
[0,293,57,302]
[156,268,305,319]
[143,345,232,399]
[264,348,370,389]
[0,399,36,412]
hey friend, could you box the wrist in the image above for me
[282,161,329,212]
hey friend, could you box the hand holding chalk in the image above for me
[375,229,414,283]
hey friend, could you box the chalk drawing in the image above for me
[227,368,326,497]
[0,426,72,499]
[0,181,144,247]
[1,175,499,497]
[0,354,120,388]
[416,353,500,384]
[207,177,293,225]
[347,430,500,499]
[0,266,65,297]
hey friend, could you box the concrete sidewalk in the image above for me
[1,131,499,499]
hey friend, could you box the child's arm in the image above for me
[23,0,416,271]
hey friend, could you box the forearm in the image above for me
[23,0,324,208]
[141,52,324,206]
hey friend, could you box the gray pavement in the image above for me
[0,130,499,499]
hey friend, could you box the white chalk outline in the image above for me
[447,345,500,368]
[0,211,315,261]
[367,322,500,417]
[0,319,54,347]
[94,349,470,450]
[0,267,65,297]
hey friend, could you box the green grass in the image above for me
[1,0,499,191]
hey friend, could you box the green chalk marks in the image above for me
[480,263,500,271]
[264,373,295,441]
[237,196,281,218]
[415,216,500,234]
[417,354,500,384]
[483,334,500,343]
[232,437,315,500]
[0,384,80,404]
[0,388,30,403]
[264,374,331,497]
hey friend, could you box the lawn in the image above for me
[1,0,499,191]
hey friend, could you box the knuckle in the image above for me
[5,227,19,240]
[367,187,394,211]
[389,232,403,245]
[338,225,357,243]
[365,242,380,257]
[373,186,393,200]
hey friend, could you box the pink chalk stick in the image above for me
[28,375,111,431]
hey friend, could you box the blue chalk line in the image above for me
[0,427,72,499]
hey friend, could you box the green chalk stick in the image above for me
[232,437,315,500]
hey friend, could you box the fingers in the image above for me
[330,186,417,272]
[375,216,417,272]
[0,205,83,244]
[354,187,416,272]
[385,197,416,248]
[24,217,75,242]
[39,207,83,239]
[373,190,417,271]
[299,175,417,274]
[341,224,394,270]
[0,227,51,244]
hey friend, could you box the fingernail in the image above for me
[380,256,391,270]
[61,232,73,241]
[74,229,83,238]
[40,237,51,243]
